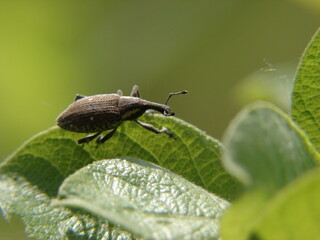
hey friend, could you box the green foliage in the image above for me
[254,168,320,240]
[221,103,319,240]
[221,28,320,240]
[0,114,236,239]
[223,103,318,189]
[292,28,320,152]
[233,63,296,112]
[55,158,229,239]
[1,27,320,239]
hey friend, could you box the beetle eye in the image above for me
[164,110,175,116]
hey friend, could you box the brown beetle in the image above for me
[57,85,187,144]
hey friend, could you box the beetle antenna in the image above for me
[165,90,188,105]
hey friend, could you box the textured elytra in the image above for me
[57,94,122,133]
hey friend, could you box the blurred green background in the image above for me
[0,0,319,239]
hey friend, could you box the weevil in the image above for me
[57,85,187,144]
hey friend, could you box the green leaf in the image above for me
[221,102,319,240]
[0,114,237,239]
[0,173,133,240]
[54,158,229,240]
[292,27,320,152]
[234,63,295,112]
[223,102,318,190]
[253,167,320,240]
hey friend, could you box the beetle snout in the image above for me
[163,107,175,116]
[165,111,175,116]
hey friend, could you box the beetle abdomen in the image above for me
[57,94,122,133]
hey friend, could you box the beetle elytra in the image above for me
[57,85,187,144]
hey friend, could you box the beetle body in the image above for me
[57,94,171,133]
[57,86,187,144]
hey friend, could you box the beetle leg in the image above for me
[75,94,87,101]
[96,128,118,144]
[117,89,123,96]
[78,131,102,144]
[130,85,140,98]
[135,120,174,139]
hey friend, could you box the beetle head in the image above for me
[164,107,175,116]
[163,90,188,116]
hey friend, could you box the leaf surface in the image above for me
[0,114,237,239]
[55,158,229,240]
[254,168,320,240]
[0,173,133,240]
[292,27,320,152]
[221,102,319,240]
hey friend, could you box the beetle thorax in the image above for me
[119,96,171,120]
[118,97,148,120]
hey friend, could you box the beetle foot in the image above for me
[78,131,102,144]
[96,135,103,144]
[96,128,118,144]
[162,127,175,139]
